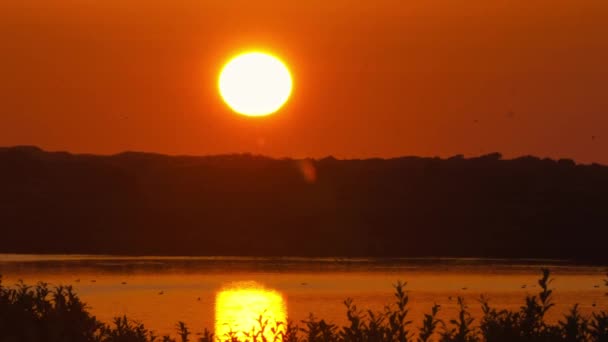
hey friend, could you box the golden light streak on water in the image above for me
[215,281,287,342]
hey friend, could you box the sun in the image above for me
[218,51,293,117]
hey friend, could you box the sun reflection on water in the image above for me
[215,281,287,341]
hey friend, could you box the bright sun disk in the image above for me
[218,52,293,117]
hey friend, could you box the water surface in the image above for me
[0,255,606,337]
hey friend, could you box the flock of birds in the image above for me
[74,278,167,295]
[451,282,606,308]
[71,279,606,307]
[71,279,312,297]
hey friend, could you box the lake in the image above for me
[0,255,606,337]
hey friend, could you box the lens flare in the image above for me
[297,159,317,184]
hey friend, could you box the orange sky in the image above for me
[1,0,607,163]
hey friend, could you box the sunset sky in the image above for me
[1,0,607,163]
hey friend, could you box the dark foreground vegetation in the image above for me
[1,270,607,342]
[2,146,608,262]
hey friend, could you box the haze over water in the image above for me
[1,255,606,337]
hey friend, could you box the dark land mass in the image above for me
[1,146,607,262]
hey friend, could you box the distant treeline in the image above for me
[1,146,607,262]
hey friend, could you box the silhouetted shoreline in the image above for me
[1,146,607,262]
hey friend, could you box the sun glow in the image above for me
[218,52,293,117]
[215,282,287,341]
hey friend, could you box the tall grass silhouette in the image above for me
[0,271,606,342]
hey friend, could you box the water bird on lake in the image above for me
[91,280,96,283]
[197,297,201,301]
[75,279,80,283]
[461,287,468,290]
[301,282,308,286]
[158,291,164,295]
[121,281,127,285]
[594,285,600,288]
[521,285,527,289]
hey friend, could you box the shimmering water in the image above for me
[0,255,606,337]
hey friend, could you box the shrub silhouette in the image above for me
[0,270,607,342]
[417,304,441,342]
[439,297,478,342]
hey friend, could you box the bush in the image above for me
[0,271,606,342]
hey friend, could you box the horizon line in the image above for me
[1,144,604,167]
